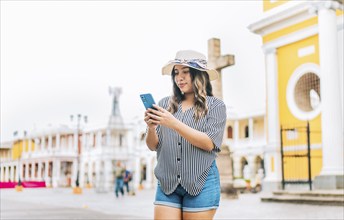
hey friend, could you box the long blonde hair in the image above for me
[167,67,213,121]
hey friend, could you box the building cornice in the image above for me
[261,15,344,54]
[248,0,343,36]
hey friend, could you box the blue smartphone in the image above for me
[140,93,156,110]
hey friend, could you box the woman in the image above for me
[144,50,226,220]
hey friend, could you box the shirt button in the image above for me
[177,175,180,178]
[178,142,181,146]
[177,158,180,162]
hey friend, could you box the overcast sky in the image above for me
[1,1,265,142]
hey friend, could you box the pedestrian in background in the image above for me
[144,50,226,220]
[114,161,125,198]
[123,168,132,194]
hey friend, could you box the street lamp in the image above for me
[70,114,87,194]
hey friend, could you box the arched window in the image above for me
[227,126,233,139]
[245,126,249,138]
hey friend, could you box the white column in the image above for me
[249,118,254,142]
[37,162,42,180]
[28,139,32,152]
[263,48,282,190]
[97,131,102,148]
[22,139,26,153]
[73,132,78,152]
[68,134,73,151]
[56,133,60,151]
[31,163,35,180]
[10,165,15,182]
[90,132,94,148]
[234,120,239,142]
[48,135,52,152]
[41,137,46,151]
[233,156,242,178]
[35,138,40,152]
[25,162,29,180]
[0,167,4,182]
[317,2,344,176]
[82,133,86,152]
[265,49,280,150]
[95,161,101,188]
[88,161,93,185]
[52,160,60,188]
[5,166,10,182]
[79,161,85,188]
[104,160,112,190]
[106,129,111,146]
[247,156,257,181]
[44,161,50,186]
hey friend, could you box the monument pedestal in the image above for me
[217,146,238,199]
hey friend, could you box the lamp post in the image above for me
[70,114,87,194]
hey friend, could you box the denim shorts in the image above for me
[154,161,220,212]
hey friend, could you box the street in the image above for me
[1,187,343,220]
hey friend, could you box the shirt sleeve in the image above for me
[204,100,227,152]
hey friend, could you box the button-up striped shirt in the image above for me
[153,96,227,196]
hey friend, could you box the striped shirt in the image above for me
[152,96,227,196]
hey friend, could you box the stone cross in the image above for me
[208,38,237,198]
[208,38,235,100]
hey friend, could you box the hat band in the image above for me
[173,58,207,70]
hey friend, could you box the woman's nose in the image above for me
[175,76,184,82]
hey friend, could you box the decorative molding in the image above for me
[248,1,315,35]
[282,143,322,152]
[249,0,343,36]
[262,15,343,54]
[286,63,321,121]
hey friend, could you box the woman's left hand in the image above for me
[146,104,177,129]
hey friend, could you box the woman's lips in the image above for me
[179,83,186,88]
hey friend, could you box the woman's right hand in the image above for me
[144,110,158,129]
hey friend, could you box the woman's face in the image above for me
[174,65,193,94]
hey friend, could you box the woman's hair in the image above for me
[167,67,213,120]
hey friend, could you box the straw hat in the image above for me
[161,50,219,81]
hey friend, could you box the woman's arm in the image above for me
[172,120,214,151]
[145,126,159,151]
[144,110,159,151]
[147,105,214,152]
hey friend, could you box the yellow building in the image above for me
[249,0,343,190]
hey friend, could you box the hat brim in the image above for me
[162,63,219,81]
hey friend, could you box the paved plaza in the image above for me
[1,187,343,220]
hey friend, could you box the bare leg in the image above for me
[154,205,182,220]
[182,209,217,220]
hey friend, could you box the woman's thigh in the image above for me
[182,209,216,220]
[154,205,182,220]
